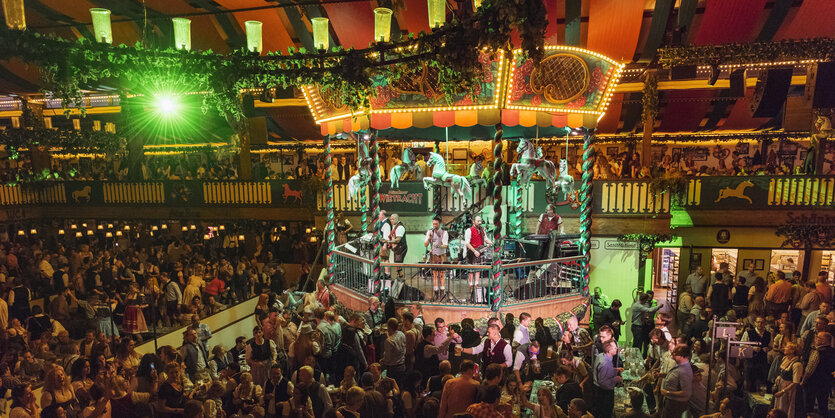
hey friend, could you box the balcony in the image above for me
[0,176,826,220]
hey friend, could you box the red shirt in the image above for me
[204,277,225,296]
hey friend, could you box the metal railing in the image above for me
[330,248,584,307]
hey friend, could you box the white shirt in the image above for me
[425,228,449,256]
[513,325,531,346]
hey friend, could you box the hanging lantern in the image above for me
[182,226,188,231]
[245,21,262,53]
[373,8,392,42]
[105,232,113,238]
[76,232,83,237]
[89,8,113,44]
[17,230,24,236]
[116,231,123,236]
[172,18,191,51]
[2,0,26,30]
[58,229,65,235]
[311,17,329,50]
[427,0,445,29]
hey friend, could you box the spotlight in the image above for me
[708,65,720,86]
[154,94,181,117]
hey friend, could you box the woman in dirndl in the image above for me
[123,282,149,335]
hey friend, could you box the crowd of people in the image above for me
[0,217,834,418]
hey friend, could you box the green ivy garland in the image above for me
[641,73,658,127]
[0,101,125,154]
[775,224,835,249]
[0,0,547,121]
[658,38,835,68]
[648,172,689,205]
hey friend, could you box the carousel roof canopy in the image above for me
[0,0,833,139]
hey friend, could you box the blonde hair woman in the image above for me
[41,365,78,415]
[233,372,263,411]
[773,342,802,418]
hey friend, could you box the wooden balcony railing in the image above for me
[0,175,826,214]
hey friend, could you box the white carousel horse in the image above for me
[509,138,557,189]
[422,152,472,198]
[556,159,576,203]
[347,133,374,201]
[389,148,422,188]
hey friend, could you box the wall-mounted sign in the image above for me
[604,240,638,250]
[786,212,835,225]
[716,229,731,244]
[590,239,600,249]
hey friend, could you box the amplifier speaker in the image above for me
[729,68,746,97]
[670,65,697,80]
[750,68,792,117]
[396,284,425,301]
[812,61,835,109]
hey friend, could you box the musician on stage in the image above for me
[463,215,492,301]
[537,204,564,235]
[423,216,449,302]
[381,213,407,279]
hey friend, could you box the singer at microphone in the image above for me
[423,216,448,302]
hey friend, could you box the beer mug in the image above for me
[546,346,553,358]
[455,344,463,357]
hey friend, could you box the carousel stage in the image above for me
[331,283,588,324]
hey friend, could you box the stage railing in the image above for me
[330,248,585,307]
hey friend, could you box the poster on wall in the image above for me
[690,252,702,271]
[684,147,709,161]
[779,141,799,156]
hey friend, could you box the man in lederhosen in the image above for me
[463,215,491,303]
[424,216,449,302]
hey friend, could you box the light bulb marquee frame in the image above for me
[303,45,624,134]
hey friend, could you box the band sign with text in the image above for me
[379,183,427,212]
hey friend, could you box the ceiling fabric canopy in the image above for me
[0,0,831,138]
